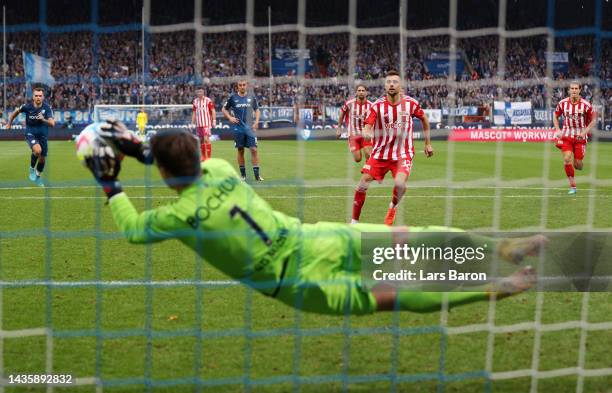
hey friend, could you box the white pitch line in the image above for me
[0,184,609,191]
[0,280,238,287]
[0,194,610,200]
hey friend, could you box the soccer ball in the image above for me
[75,124,124,178]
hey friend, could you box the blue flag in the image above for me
[22,52,55,86]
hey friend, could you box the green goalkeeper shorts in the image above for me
[272,223,474,315]
[275,222,391,315]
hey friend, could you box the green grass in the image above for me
[0,139,611,392]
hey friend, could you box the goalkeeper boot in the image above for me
[490,266,537,299]
[384,207,396,226]
[28,167,37,182]
[497,234,548,265]
[568,187,577,195]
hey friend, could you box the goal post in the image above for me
[93,104,194,131]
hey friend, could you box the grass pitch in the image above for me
[0,139,611,392]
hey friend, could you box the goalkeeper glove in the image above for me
[98,120,154,165]
[84,142,123,199]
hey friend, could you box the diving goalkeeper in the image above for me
[82,122,543,315]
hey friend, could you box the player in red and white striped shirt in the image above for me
[351,70,433,226]
[192,88,216,161]
[553,82,596,195]
[337,85,374,162]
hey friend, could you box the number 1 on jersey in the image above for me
[229,205,272,246]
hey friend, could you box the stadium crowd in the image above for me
[1,30,610,121]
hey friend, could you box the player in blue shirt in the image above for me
[222,80,263,181]
[6,87,56,186]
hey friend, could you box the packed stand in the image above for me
[0,31,610,122]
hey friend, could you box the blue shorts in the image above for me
[234,131,257,149]
[25,133,48,157]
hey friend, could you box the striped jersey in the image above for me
[193,96,215,128]
[365,95,425,160]
[554,97,594,138]
[341,98,373,136]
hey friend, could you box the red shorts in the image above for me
[348,135,372,152]
[361,157,413,182]
[555,136,587,160]
[196,127,211,139]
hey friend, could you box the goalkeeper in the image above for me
[84,123,543,315]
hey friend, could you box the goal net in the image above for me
[94,104,194,134]
[0,0,610,392]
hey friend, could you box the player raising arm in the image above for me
[78,124,541,316]
[6,87,55,186]
[352,70,433,226]
[337,84,374,163]
[553,82,596,195]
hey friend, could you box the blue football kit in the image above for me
[223,94,259,148]
[19,101,54,157]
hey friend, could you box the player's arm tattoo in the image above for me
[7,108,21,125]
[421,115,431,144]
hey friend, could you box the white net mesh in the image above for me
[1,0,610,392]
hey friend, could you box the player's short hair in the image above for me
[569,81,581,88]
[356,84,367,90]
[385,70,400,78]
[151,130,200,183]
[32,87,45,95]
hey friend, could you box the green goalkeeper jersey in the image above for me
[109,158,303,294]
[109,158,399,314]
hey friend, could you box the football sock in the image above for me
[390,185,404,208]
[396,291,489,313]
[206,143,212,158]
[352,189,367,221]
[30,154,38,168]
[564,164,576,187]
[253,166,260,179]
[36,160,45,175]
[239,165,246,178]
[200,143,207,160]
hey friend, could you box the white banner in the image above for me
[534,109,552,122]
[274,49,311,60]
[545,52,569,62]
[493,101,532,125]
[424,109,442,123]
[325,106,341,122]
[442,106,478,116]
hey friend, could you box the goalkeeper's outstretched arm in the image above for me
[108,193,183,244]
